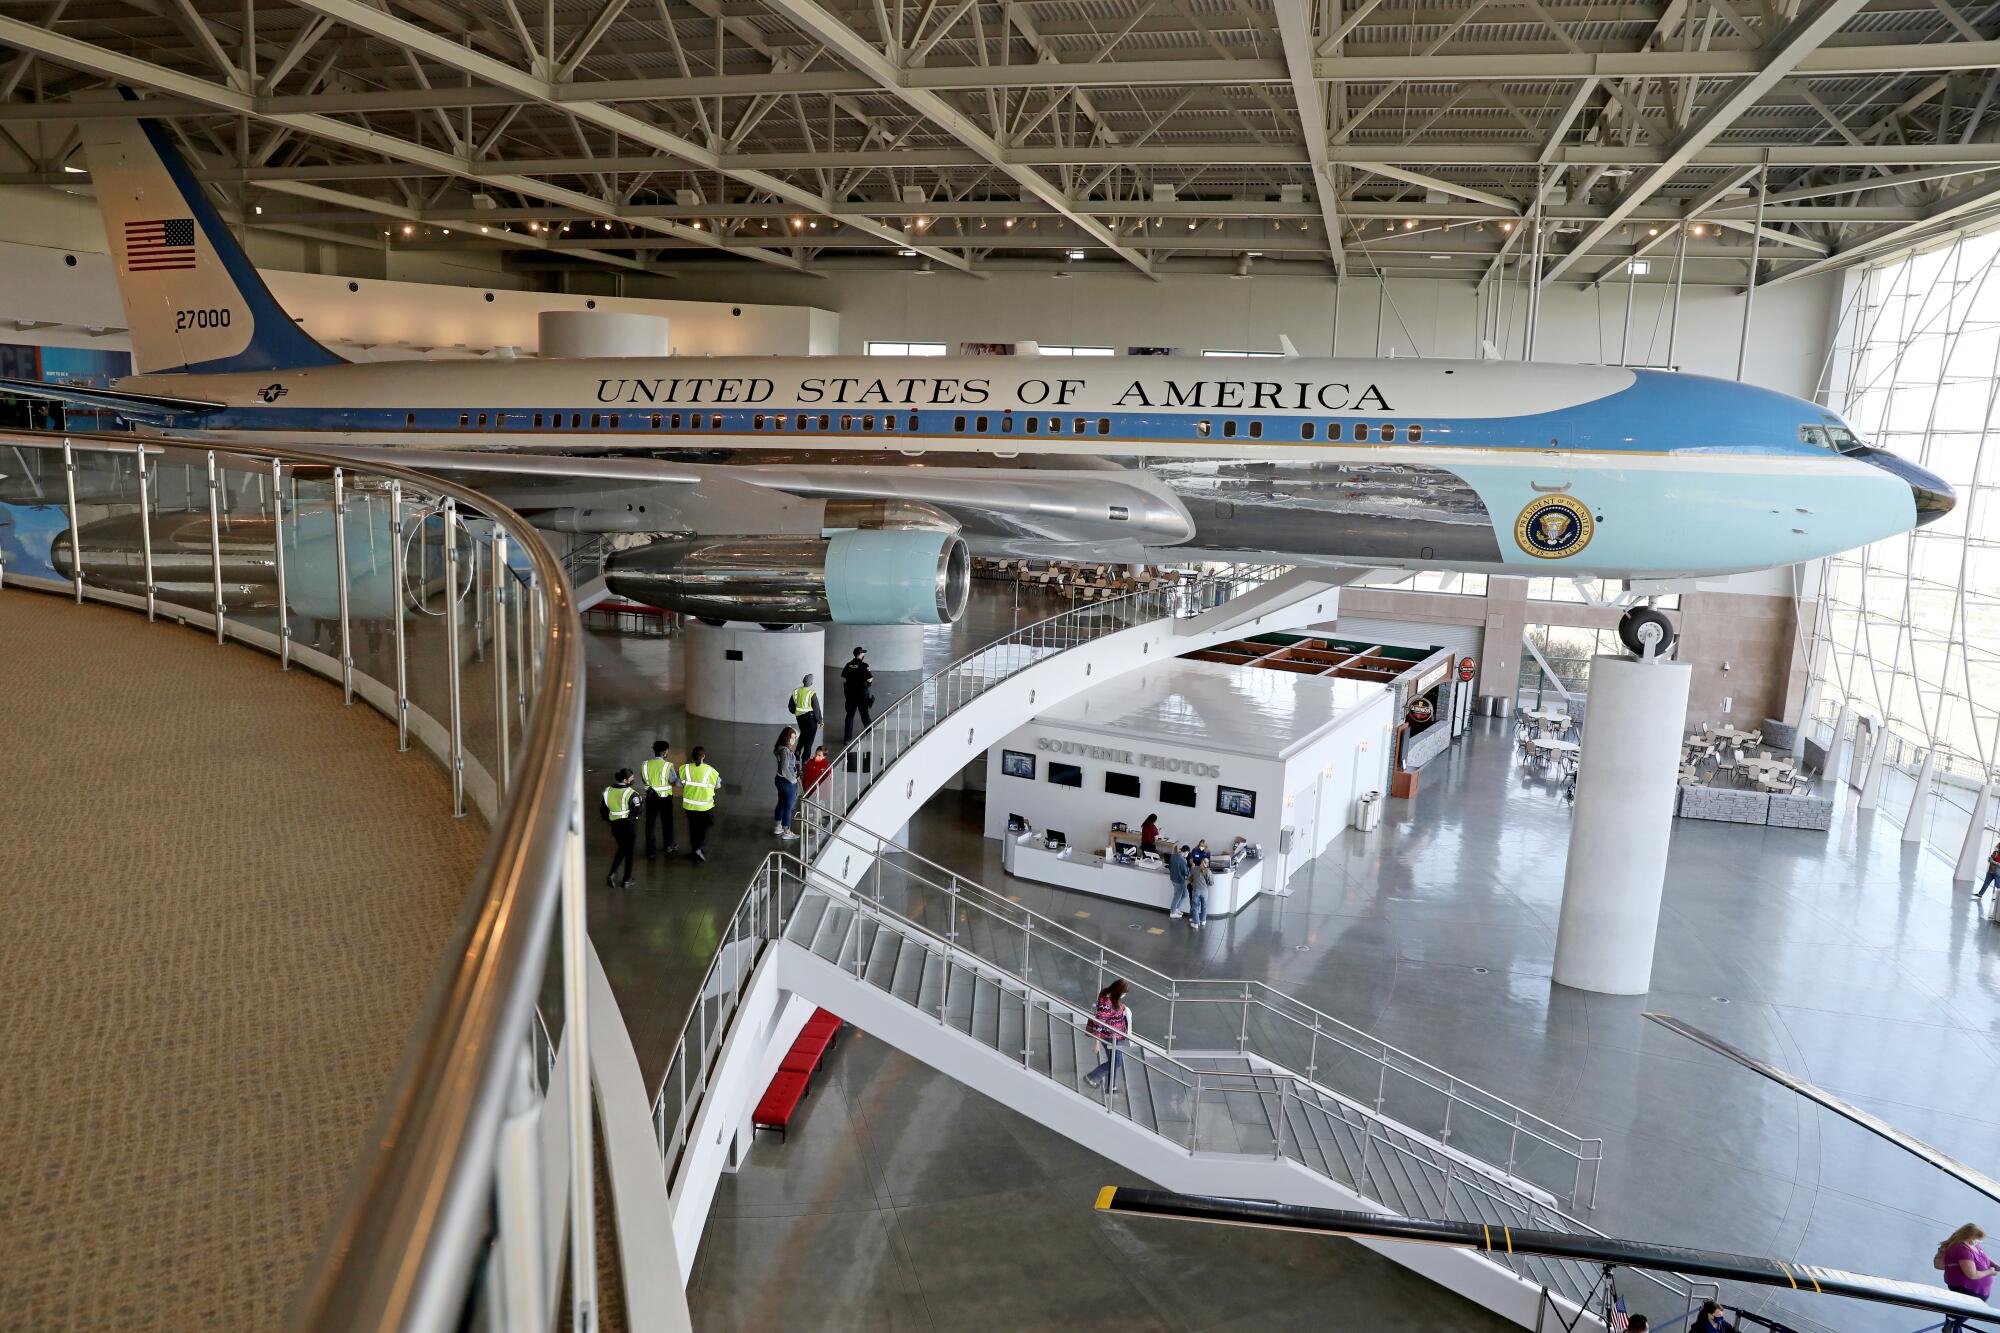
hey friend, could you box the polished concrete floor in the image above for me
[584,586,2000,1331]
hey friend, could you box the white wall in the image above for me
[656,265,1841,397]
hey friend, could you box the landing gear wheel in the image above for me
[1618,606,1676,658]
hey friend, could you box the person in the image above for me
[1190,838,1212,874]
[1979,841,2000,899]
[772,727,801,840]
[789,673,822,759]
[677,746,721,862]
[1166,843,1191,920]
[1139,813,1160,854]
[802,744,832,798]
[641,739,679,858]
[1940,1222,1996,1331]
[841,645,875,740]
[1693,1300,1736,1332]
[1188,845,1212,930]
[1626,1318,1647,1333]
[1084,979,1133,1093]
[601,768,638,888]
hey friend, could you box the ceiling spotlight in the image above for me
[254,204,263,215]
[1647,226,1659,236]
[692,220,702,229]
[561,224,571,232]
[899,247,918,256]
[808,220,817,229]
[1004,218,1015,229]
[915,216,929,228]
[402,224,414,236]
[1403,219,1417,230]
[1500,221,1514,232]
[1188,220,1198,231]
[479,225,488,234]
[791,217,803,230]
[1690,223,1707,237]
[1067,249,1085,260]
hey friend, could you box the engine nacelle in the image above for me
[603,529,970,625]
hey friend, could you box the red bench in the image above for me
[751,1010,846,1142]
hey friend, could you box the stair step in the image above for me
[887,934,924,1005]
[971,976,998,1052]
[785,893,831,948]
[914,947,945,1015]
[862,918,901,989]
[998,987,1026,1066]
[943,961,976,1033]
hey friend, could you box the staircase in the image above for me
[775,869,1714,1326]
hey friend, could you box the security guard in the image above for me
[601,768,638,888]
[678,746,722,862]
[789,673,822,759]
[641,739,679,858]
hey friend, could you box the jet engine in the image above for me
[603,529,971,625]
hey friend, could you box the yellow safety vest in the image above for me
[792,685,818,715]
[678,763,719,811]
[604,786,636,820]
[642,757,673,796]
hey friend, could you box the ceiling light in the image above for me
[1067,249,1085,260]
[1188,220,1198,231]
[692,220,702,230]
[1004,218,1015,229]
[915,216,929,229]
[1627,259,1651,276]
[1690,223,1707,237]
[791,217,803,230]
[808,220,817,229]
[402,224,414,236]
[254,204,263,215]
[62,164,85,174]
[1500,221,1514,232]
[1647,226,1659,236]
[1403,219,1417,230]
[441,228,450,235]
[899,247,918,256]
[1430,254,1448,260]
[479,225,488,234]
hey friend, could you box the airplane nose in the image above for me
[1861,449,1956,528]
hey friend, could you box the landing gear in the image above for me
[1617,605,1676,658]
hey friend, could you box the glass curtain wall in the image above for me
[1814,229,2000,852]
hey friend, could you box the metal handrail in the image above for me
[811,561,1294,820]
[800,804,1602,1204]
[0,430,589,1330]
[775,866,1709,1319]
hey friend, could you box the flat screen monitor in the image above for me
[1048,761,1083,788]
[1001,749,1036,780]
[1104,771,1141,798]
[1216,785,1257,818]
[1159,780,1197,808]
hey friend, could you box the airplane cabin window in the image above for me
[671,413,682,428]
[1000,415,1013,433]
[1354,423,1369,442]
[907,413,919,430]
[1046,416,1059,432]
[650,413,662,428]
[1197,420,1211,437]
[1223,420,1238,438]
[1027,417,1040,434]
[1301,422,1314,440]
[1097,418,1110,434]
[755,413,767,429]
[477,413,489,427]
[1248,420,1263,439]
[1380,423,1395,442]
[1327,422,1340,441]
[976,415,989,432]
[840,414,853,430]
[1407,423,1422,442]
[590,413,601,428]
[609,413,620,428]
[818,414,830,430]
[954,415,966,432]
[1074,417,1087,434]
[459,413,470,428]
[408,413,419,428]
[882,415,895,431]
[710,414,721,429]
[570,413,582,428]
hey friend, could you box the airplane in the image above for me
[0,108,1955,651]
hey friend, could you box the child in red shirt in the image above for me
[802,746,832,797]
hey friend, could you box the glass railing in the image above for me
[797,807,1603,1210]
[0,431,597,1331]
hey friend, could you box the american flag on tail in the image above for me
[124,218,197,271]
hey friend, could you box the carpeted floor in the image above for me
[0,589,487,1329]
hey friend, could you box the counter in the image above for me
[1001,831,1266,916]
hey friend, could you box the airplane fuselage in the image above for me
[108,353,1940,580]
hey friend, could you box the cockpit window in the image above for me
[1803,422,1868,455]
[1800,425,1830,450]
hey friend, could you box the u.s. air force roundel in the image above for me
[1514,495,1594,558]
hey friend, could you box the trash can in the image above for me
[1481,695,1514,719]
[1353,791,1383,832]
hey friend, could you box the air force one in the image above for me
[0,112,1955,639]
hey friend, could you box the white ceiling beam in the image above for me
[0,13,802,272]
[1347,160,1518,213]
[1766,174,2000,285]
[1539,0,1873,285]
[1273,0,1345,274]
[753,0,1155,275]
[286,0,975,273]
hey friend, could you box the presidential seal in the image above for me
[1514,495,1593,558]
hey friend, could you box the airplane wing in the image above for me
[1,377,226,422]
[316,445,1196,560]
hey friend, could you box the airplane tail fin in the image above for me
[81,106,343,375]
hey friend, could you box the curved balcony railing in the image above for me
[0,430,594,1331]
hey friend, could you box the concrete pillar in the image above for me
[1954,778,1997,883]
[1552,655,1692,995]
[1858,724,1891,810]
[1902,747,1936,843]
[1792,675,1823,762]
[825,621,927,673]
[685,621,825,723]
[1848,717,1873,789]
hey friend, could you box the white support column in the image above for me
[1955,777,1997,883]
[1552,655,1692,995]
[825,621,927,673]
[1858,724,1891,810]
[1848,716,1873,789]
[685,621,826,723]
[1821,701,1850,778]
[1902,747,1936,843]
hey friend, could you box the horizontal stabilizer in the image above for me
[0,376,225,421]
